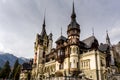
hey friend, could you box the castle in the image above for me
[20,2,120,80]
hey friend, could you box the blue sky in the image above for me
[0,0,120,58]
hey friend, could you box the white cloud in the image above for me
[0,43,13,53]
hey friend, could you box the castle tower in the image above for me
[39,16,46,65]
[33,15,49,67]
[67,2,80,74]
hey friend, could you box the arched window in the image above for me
[58,50,60,56]
[60,50,62,55]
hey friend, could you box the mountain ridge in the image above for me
[0,52,29,68]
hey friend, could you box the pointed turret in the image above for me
[106,30,111,46]
[67,1,80,40]
[92,27,94,36]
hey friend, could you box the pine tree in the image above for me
[10,59,20,79]
[0,67,1,71]
[14,65,21,80]
[0,61,11,79]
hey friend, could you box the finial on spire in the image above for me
[106,30,109,39]
[43,9,46,27]
[71,0,76,19]
[92,27,94,36]
[72,1,75,14]
[61,27,62,36]
[41,10,47,37]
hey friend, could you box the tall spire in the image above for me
[67,1,80,38]
[71,1,76,20]
[41,11,47,37]
[106,30,111,46]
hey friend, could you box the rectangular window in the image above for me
[74,60,75,63]
[77,62,79,68]
[81,61,83,68]
[81,59,90,69]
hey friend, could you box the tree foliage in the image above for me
[14,65,21,80]
[0,61,11,79]
[10,59,21,80]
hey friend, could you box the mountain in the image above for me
[0,52,29,68]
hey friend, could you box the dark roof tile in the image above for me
[56,35,67,43]
[82,36,98,48]
[98,43,109,52]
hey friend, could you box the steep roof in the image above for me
[79,41,89,49]
[98,43,110,52]
[67,1,80,31]
[82,36,98,48]
[56,35,67,43]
